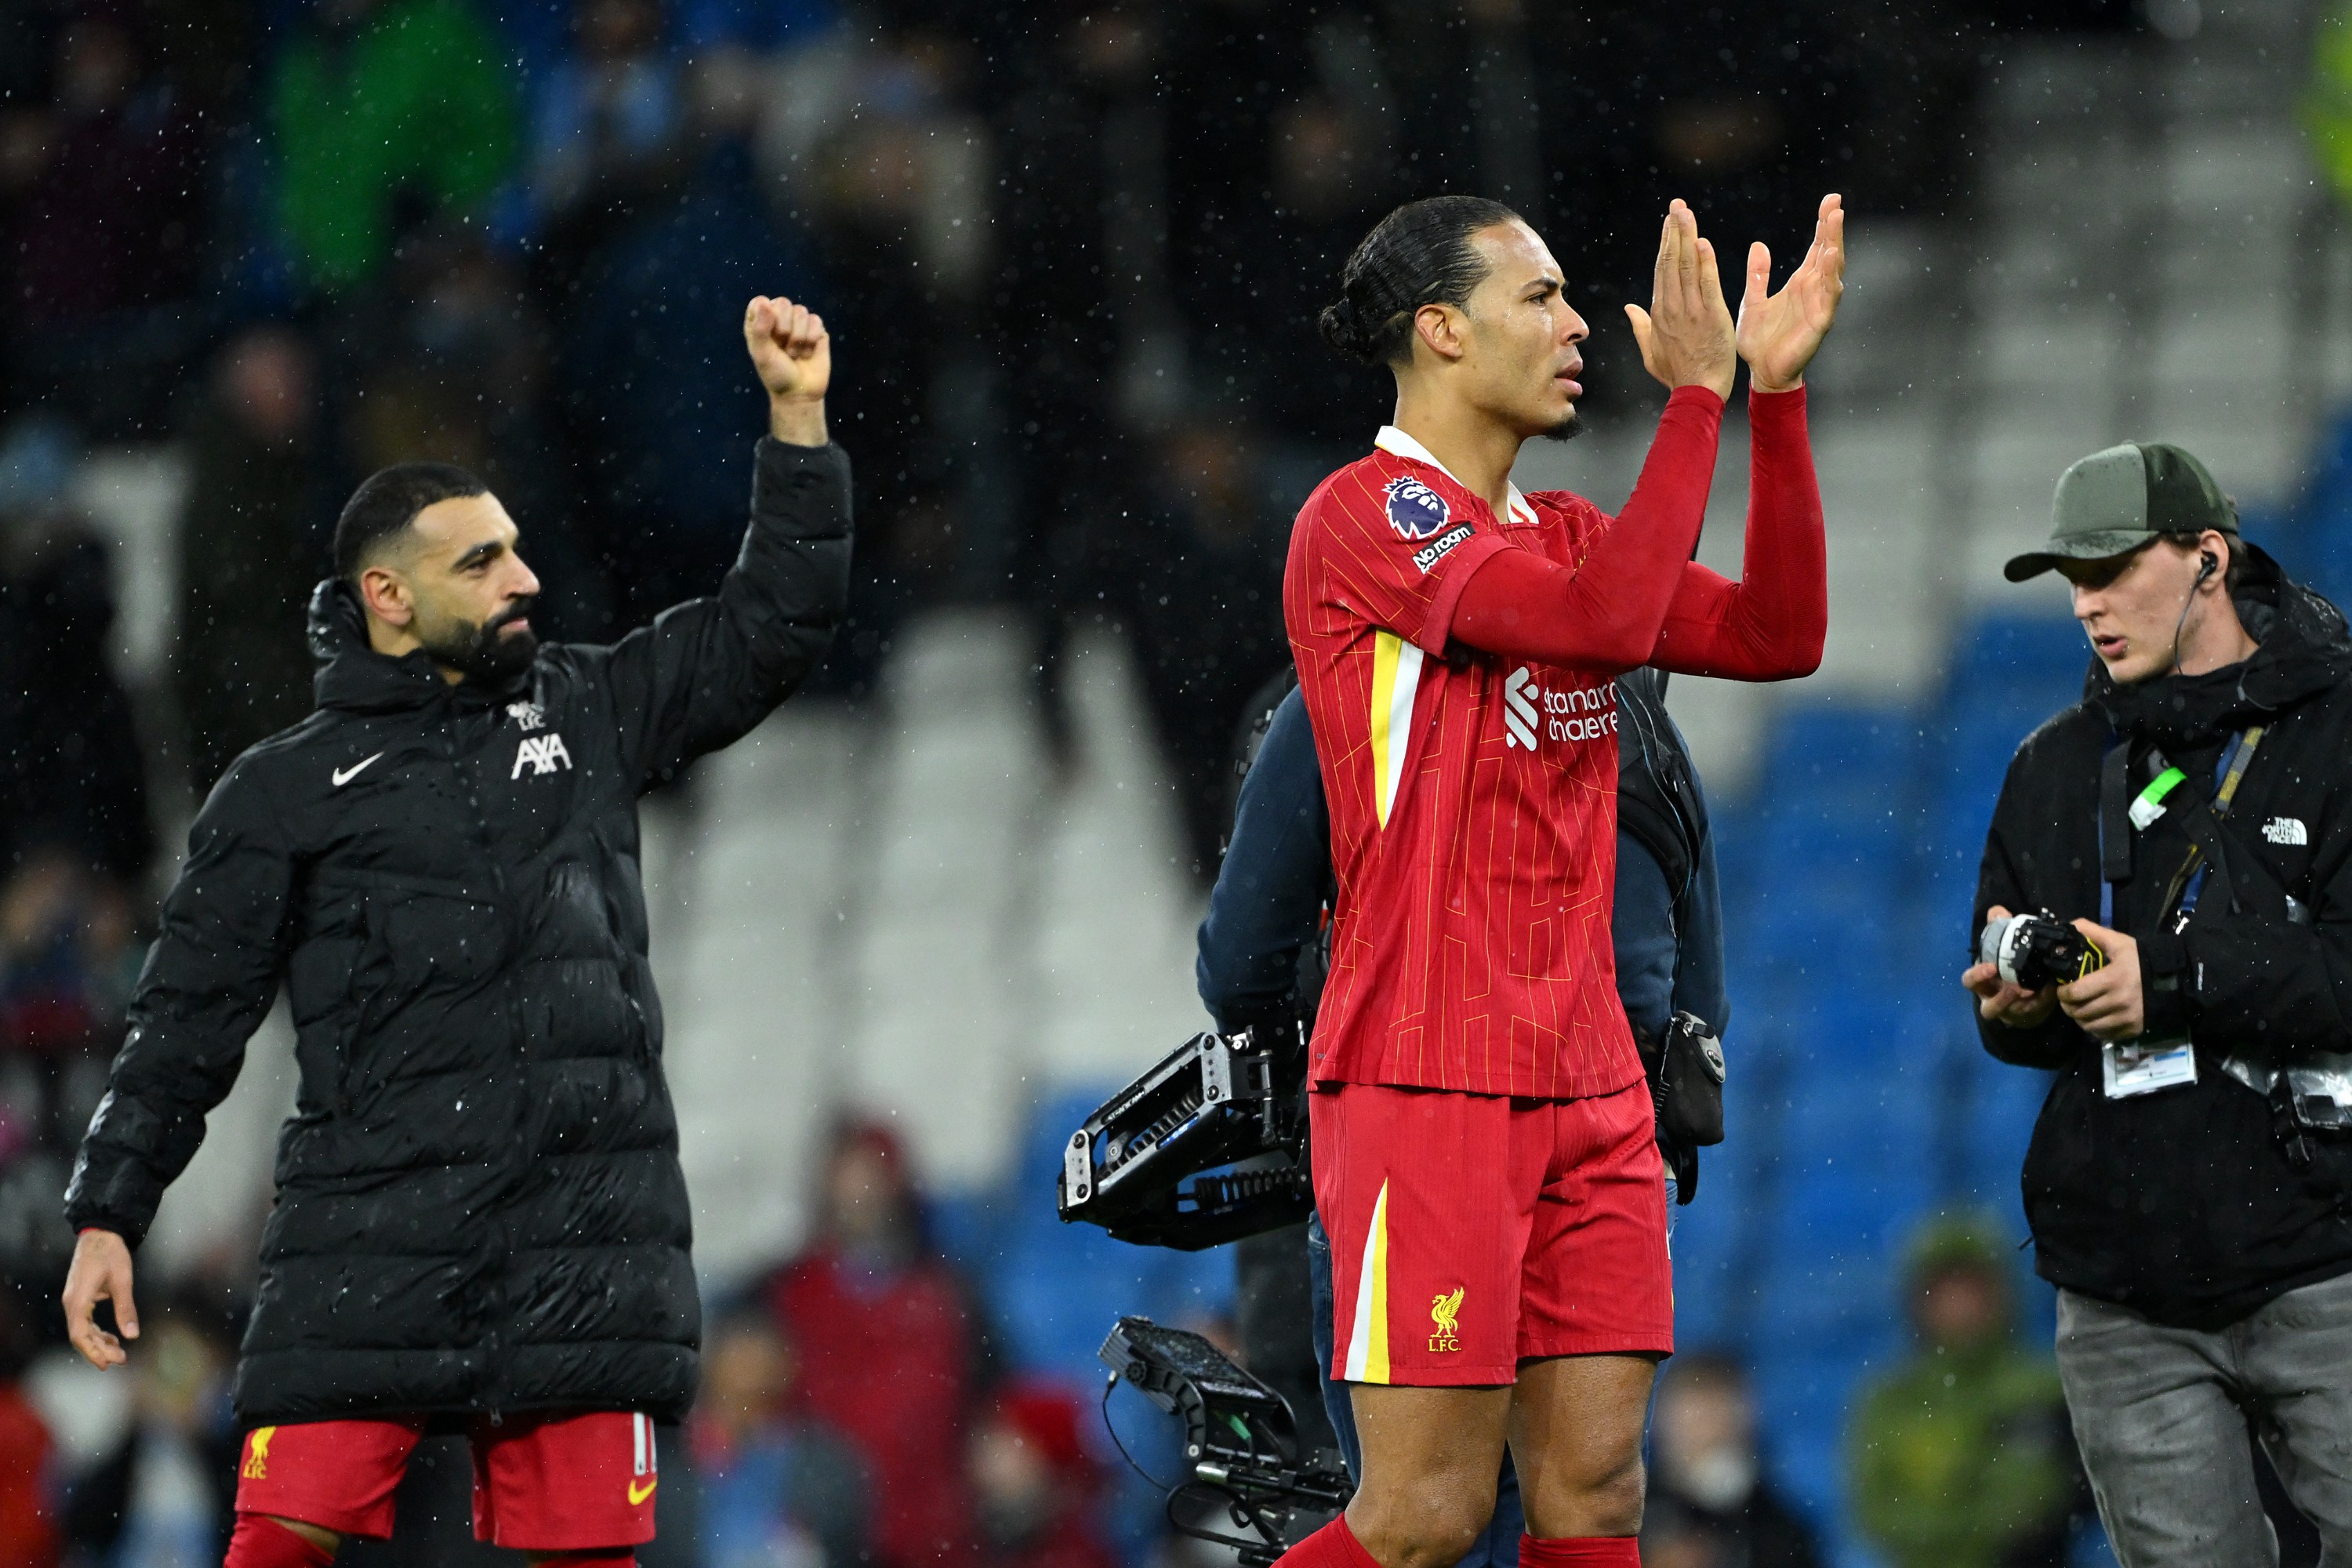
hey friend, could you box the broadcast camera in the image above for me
[1062,1028,1346,1555]
[1056,1024,1312,1249]
[1979,908,2108,991]
[1100,1316,1351,1566]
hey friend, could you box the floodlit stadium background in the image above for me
[2,1,2344,1564]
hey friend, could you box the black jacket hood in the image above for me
[2088,543,2352,752]
[307,579,525,715]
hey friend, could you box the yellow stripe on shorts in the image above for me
[1344,1178,1392,1384]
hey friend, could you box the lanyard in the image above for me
[2098,727,2264,927]
[2170,726,2264,920]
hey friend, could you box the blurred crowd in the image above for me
[0,0,2003,851]
[0,0,2165,1561]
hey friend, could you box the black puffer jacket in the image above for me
[66,437,852,1424]
[1975,546,2352,1328]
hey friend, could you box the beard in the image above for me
[419,598,539,685]
[1539,405,1586,444]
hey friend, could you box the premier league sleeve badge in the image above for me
[1385,475,1451,539]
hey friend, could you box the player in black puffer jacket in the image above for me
[60,296,848,1567]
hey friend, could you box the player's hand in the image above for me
[2058,919,2142,1042]
[63,1228,139,1370]
[1624,199,1737,403]
[744,295,830,445]
[1963,905,2060,1029]
[1737,193,1845,394]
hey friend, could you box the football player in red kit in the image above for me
[1276,193,1843,1568]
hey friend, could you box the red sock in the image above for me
[224,1515,336,1568]
[1519,1537,1640,1566]
[1273,1516,1380,1566]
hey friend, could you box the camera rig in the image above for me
[1979,908,2107,992]
[1056,1025,1312,1249]
[1102,1316,1352,1565]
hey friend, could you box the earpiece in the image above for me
[2198,551,2219,584]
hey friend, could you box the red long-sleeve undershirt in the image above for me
[1450,385,1827,681]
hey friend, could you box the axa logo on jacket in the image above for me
[513,733,573,779]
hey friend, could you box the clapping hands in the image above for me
[1736,194,1846,394]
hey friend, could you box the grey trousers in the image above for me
[2056,1271,2352,1566]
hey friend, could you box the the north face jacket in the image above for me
[65,436,853,1424]
[1976,545,2352,1328]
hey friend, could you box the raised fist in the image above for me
[744,296,831,404]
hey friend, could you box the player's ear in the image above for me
[359,564,414,629]
[1414,302,1466,365]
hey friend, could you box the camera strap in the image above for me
[2099,739,2187,920]
[2100,740,2134,899]
[2165,726,2264,923]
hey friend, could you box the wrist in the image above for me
[1664,383,1727,414]
[1673,372,1736,403]
[1750,373,1806,397]
[767,393,827,446]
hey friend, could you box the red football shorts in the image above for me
[1313,1079,1672,1385]
[233,1410,660,1550]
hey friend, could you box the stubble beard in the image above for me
[1540,405,1585,444]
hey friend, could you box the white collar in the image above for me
[1374,425,1537,526]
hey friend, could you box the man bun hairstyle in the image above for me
[1318,194,1522,368]
[333,462,488,583]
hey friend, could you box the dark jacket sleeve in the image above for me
[1614,821,1729,1041]
[64,763,296,1245]
[1973,746,2088,1070]
[1196,688,1330,1033]
[1671,817,1730,1035]
[1613,833,1680,1044]
[598,437,853,789]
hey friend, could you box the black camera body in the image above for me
[1057,1026,1312,1250]
[1980,908,2107,992]
[1102,1316,1350,1564]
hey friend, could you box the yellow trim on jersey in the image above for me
[1369,633,1423,828]
[1345,1179,1392,1384]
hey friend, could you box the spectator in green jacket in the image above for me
[268,0,517,292]
[1848,1214,2080,1568]
[2307,2,2352,205]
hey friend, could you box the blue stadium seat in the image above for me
[1946,615,2096,699]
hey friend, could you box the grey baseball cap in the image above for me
[2003,441,2240,583]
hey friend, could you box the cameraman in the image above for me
[1197,664,1726,1566]
[1965,441,2352,1563]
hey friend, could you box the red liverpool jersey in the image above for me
[1286,424,1651,1101]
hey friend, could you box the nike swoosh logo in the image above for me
[332,753,385,787]
[627,1478,657,1505]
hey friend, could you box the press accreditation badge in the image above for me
[2102,1037,2198,1098]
